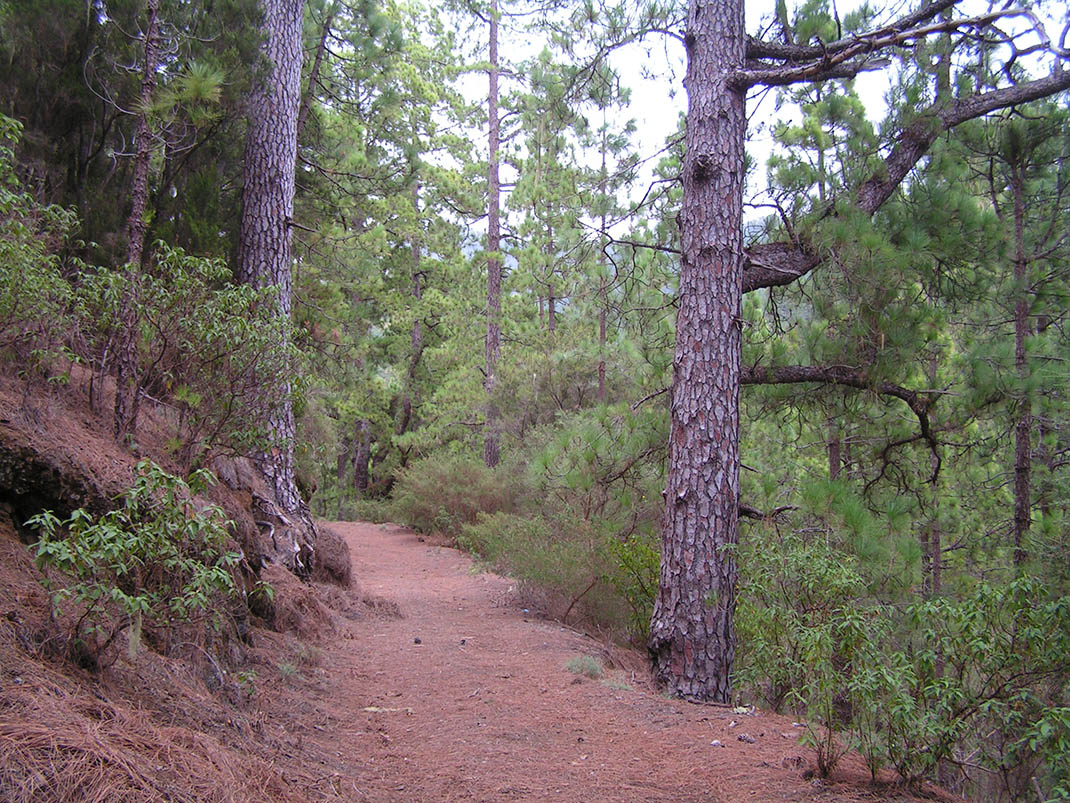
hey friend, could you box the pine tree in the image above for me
[652,0,1070,702]
[238,0,316,571]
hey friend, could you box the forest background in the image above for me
[0,0,1068,799]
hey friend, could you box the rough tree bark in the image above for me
[483,0,502,468]
[237,0,315,572]
[648,0,746,703]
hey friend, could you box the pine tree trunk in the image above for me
[1011,163,1030,568]
[483,0,502,469]
[398,182,423,439]
[827,418,841,480]
[113,0,160,442]
[353,420,371,493]
[597,132,608,404]
[648,0,746,703]
[238,0,315,572]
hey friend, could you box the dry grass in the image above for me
[0,714,296,803]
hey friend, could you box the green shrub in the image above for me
[0,114,78,374]
[340,497,394,524]
[459,510,645,640]
[604,531,659,639]
[565,655,603,679]
[392,453,526,537]
[880,579,1070,794]
[28,461,241,668]
[73,245,298,465]
[736,524,1070,795]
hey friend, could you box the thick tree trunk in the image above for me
[238,0,315,572]
[649,0,746,703]
[113,0,160,442]
[483,0,502,469]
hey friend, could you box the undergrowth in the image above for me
[28,461,242,669]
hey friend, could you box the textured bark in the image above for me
[483,0,502,469]
[648,0,746,703]
[238,0,314,572]
[1011,162,1031,568]
[113,0,161,442]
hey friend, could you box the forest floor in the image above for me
[276,520,956,802]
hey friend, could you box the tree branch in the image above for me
[742,69,1070,293]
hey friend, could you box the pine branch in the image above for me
[742,70,1070,293]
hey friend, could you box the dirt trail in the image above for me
[295,522,939,802]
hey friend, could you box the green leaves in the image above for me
[28,461,241,666]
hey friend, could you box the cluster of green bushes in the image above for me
[390,407,663,642]
[0,114,295,467]
[734,524,1070,799]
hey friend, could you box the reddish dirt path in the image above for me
[297,522,946,802]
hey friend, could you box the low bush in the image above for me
[459,510,651,641]
[565,655,604,679]
[28,461,241,668]
[391,453,527,538]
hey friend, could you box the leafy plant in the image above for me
[28,461,241,667]
[0,114,79,375]
[72,246,300,465]
[236,669,259,700]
